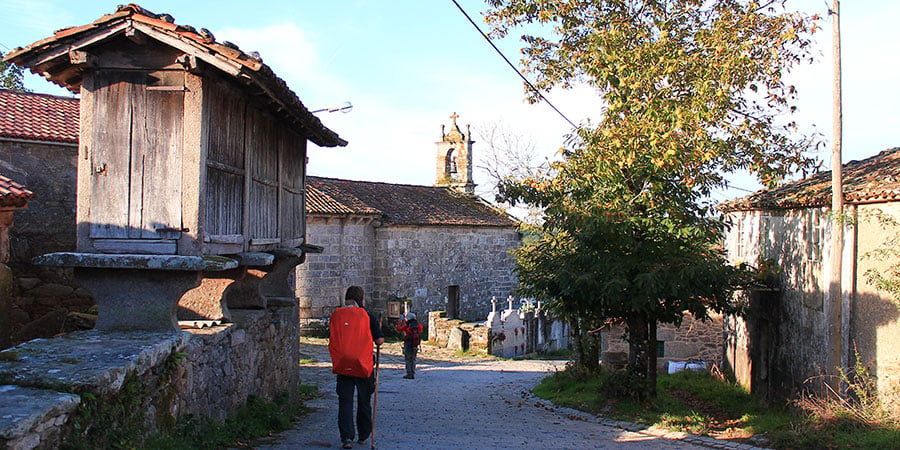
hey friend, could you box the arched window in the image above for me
[445,149,458,174]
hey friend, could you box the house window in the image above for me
[805,209,824,262]
[657,341,665,358]
[734,215,746,260]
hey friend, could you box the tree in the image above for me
[485,0,820,397]
[1,51,28,92]
[474,121,549,225]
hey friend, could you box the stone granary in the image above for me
[4,3,346,332]
[720,148,900,407]
[1,5,345,447]
[297,114,520,332]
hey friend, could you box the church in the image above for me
[297,114,520,332]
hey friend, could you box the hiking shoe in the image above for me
[403,374,414,379]
[357,436,368,444]
[342,439,353,449]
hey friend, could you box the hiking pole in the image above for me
[371,344,381,449]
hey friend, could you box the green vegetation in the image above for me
[485,0,819,398]
[534,365,900,448]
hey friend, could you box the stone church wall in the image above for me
[373,225,519,322]
[296,217,376,332]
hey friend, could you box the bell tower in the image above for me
[435,112,475,194]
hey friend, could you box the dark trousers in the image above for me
[403,344,418,377]
[336,374,375,441]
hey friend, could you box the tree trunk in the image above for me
[570,317,600,372]
[648,316,658,397]
[626,311,651,399]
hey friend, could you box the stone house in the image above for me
[720,147,900,404]
[297,114,520,331]
[0,89,89,345]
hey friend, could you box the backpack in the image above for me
[329,307,374,378]
[404,319,421,347]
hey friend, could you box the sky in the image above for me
[1,0,897,204]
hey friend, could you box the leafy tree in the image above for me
[485,0,820,397]
[1,51,28,92]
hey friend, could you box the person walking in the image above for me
[329,286,384,449]
[397,312,423,379]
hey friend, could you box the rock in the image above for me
[12,309,68,342]
[17,277,41,291]
[447,327,470,352]
[63,312,96,333]
[26,283,74,298]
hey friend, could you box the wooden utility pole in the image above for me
[826,0,843,388]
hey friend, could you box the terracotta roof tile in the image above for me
[3,3,345,148]
[306,176,517,227]
[720,147,900,212]
[0,89,79,143]
[0,173,34,208]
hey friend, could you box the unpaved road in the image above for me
[254,339,752,450]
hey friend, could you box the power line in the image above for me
[450,0,578,129]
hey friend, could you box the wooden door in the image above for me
[89,70,183,252]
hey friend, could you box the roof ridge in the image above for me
[0,89,79,102]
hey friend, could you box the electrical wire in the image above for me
[450,0,578,129]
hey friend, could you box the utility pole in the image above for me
[826,0,843,390]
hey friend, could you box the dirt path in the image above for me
[253,338,755,450]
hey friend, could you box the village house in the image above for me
[298,114,521,333]
[720,147,900,406]
[0,89,88,345]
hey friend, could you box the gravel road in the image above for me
[253,339,751,450]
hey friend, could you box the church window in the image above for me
[446,149,458,174]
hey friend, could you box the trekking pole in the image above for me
[371,344,381,449]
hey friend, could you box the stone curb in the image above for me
[520,390,769,450]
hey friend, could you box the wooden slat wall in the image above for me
[280,130,305,241]
[247,106,279,241]
[204,80,245,236]
[132,70,184,239]
[89,71,136,239]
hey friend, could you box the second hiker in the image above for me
[397,312,423,379]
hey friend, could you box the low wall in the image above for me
[601,312,724,371]
[0,304,299,449]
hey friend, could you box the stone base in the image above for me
[76,268,201,332]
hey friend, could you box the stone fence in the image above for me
[0,305,299,449]
[428,296,569,358]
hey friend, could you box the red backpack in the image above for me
[404,319,421,347]
[329,307,374,378]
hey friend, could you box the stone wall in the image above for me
[374,225,519,322]
[296,217,376,333]
[0,304,299,449]
[601,312,724,371]
[723,208,832,398]
[0,139,90,347]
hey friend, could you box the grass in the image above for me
[66,385,319,450]
[533,367,900,448]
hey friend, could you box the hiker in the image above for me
[329,286,384,449]
[397,312,423,379]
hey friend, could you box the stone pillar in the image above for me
[259,248,304,304]
[0,263,12,349]
[76,268,201,331]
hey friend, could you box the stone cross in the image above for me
[450,112,459,125]
[491,296,497,312]
[507,295,514,311]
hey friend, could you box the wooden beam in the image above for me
[68,49,97,67]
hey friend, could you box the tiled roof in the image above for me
[720,147,900,212]
[306,176,518,227]
[0,89,79,143]
[3,3,345,147]
[0,173,34,208]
